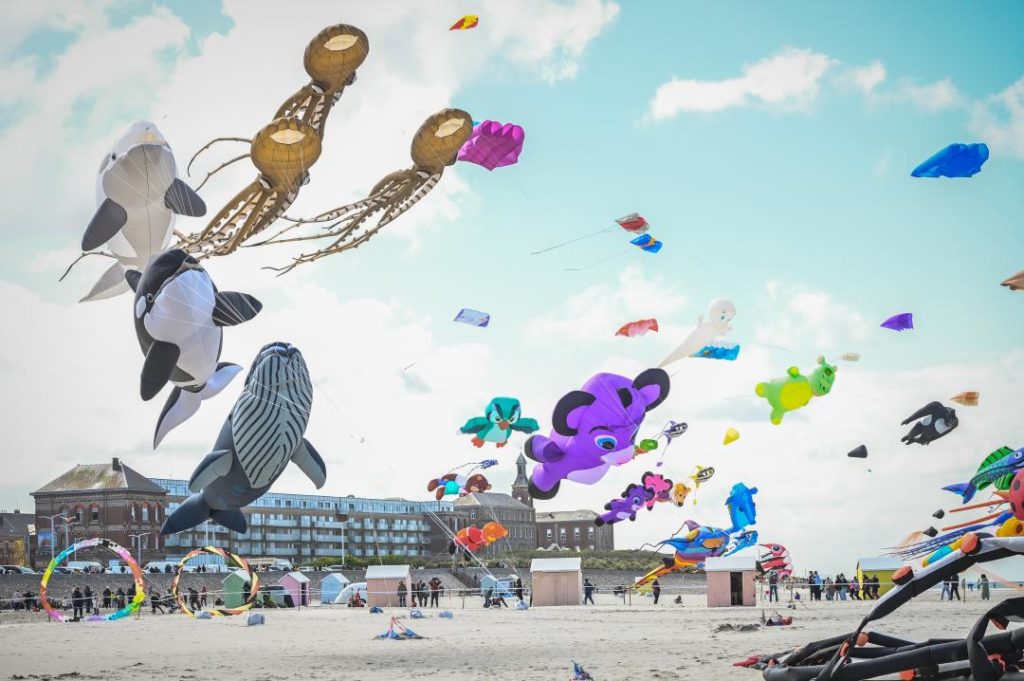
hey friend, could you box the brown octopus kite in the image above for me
[177,24,368,258]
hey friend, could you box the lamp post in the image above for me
[43,513,70,566]
[129,532,149,568]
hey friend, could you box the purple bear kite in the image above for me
[525,369,671,500]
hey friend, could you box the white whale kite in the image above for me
[71,120,205,302]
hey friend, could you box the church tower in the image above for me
[511,452,532,507]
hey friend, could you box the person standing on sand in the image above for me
[513,576,524,602]
[980,574,991,600]
[151,588,165,614]
[940,576,950,601]
[72,586,84,621]
[583,578,595,605]
[768,571,779,602]
[200,586,208,608]
[397,580,407,607]
[429,577,442,607]
[949,575,961,601]
[652,579,662,605]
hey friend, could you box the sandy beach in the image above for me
[0,591,994,681]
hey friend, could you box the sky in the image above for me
[1,0,1023,575]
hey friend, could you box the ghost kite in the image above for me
[615,319,659,337]
[449,15,479,30]
[660,299,736,367]
[911,142,989,178]
[457,121,524,171]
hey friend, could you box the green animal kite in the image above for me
[460,397,540,447]
[755,356,837,425]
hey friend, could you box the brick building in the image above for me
[0,511,34,566]
[31,458,167,568]
[535,510,614,552]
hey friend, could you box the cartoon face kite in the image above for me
[900,401,958,446]
[755,356,837,425]
[460,397,539,448]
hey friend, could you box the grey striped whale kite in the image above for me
[126,249,262,448]
[72,121,205,302]
[160,342,325,535]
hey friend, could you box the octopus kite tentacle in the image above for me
[262,108,473,274]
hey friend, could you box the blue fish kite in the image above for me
[911,143,989,178]
[454,308,490,327]
[694,343,740,361]
[943,446,1024,503]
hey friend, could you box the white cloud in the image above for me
[648,47,837,119]
[843,60,886,94]
[970,75,1024,158]
[895,77,964,112]
[755,281,870,351]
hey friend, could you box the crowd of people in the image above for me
[396,577,445,607]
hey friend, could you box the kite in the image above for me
[630,233,663,253]
[70,120,205,302]
[427,472,491,500]
[725,483,758,532]
[377,617,426,640]
[254,108,475,273]
[1002,270,1024,291]
[943,446,1024,502]
[880,313,913,331]
[457,120,524,171]
[693,343,741,361]
[524,368,670,499]
[933,509,945,519]
[161,342,325,535]
[595,482,651,526]
[644,420,688,466]
[758,543,793,580]
[126,249,262,448]
[615,318,659,337]
[670,481,692,506]
[662,421,688,443]
[460,397,539,447]
[615,213,648,233]
[175,24,367,258]
[910,142,989,178]
[723,428,740,445]
[660,299,736,367]
[173,547,259,617]
[454,308,490,327]
[449,522,507,557]
[571,661,595,681]
[950,391,979,407]
[449,15,479,30]
[755,356,837,425]
[900,400,958,446]
[839,352,861,362]
[39,538,145,622]
[847,445,868,459]
[688,465,715,504]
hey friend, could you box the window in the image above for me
[588,527,594,537]
[573,528,580,539]
[142,506,149,522]
[91,508,98,522]
[546,528,552,540]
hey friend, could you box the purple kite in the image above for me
[881,313,914,332]
[457,120,524,171]
[454,308,490,327]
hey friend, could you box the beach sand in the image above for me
[0,592,992,680]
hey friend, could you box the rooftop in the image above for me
[455,492,533,511]
[530,557,582,573]
[366,565,410,579]
[705,555,757,572]
[535,509,599,522]
[0,512,34,537]
[33,459,166,496]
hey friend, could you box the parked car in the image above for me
[324,565,348,572]
[336,582,368,605]
[0,565,36,575]
[66,561,105,573]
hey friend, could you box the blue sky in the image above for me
[1,1,1022,573]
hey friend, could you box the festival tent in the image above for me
[320,572,351,604]
[278,571,310,606]
[705,555,756,607]
[529,557,582,606]
[856,556,902,598]
[365,565,411,608]
[223,568,252,609]
[481,574,515,599]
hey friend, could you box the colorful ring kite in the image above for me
[39,537,145,622]
[171,546,259,617]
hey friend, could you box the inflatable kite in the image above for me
[1003,270,1024,291]
[71,121,205,302]
[847,444,868,459]
[911,142,989,178]
[671,481,692,506]
[755,356,837,425]
[161,342,325,535]
[571,661,595,681]
[595,483,651,526]
[427,472,491,500]
[943,446,1024,502]
[449,522,507,557]
[449,15,479,30]
[460,397,540,447]
[723,428,740,445]
[377,617,425,640]
[660,299,736,367]
[839,352,861,362]
[726,483,758,532]
[173,547,259,617]
[689,465,715,504]
[524,368,670,499]
[177,25,367,258]
[900,400,958,446]
[642,420,687,467]
[39,538,145,622]
[616,318,659,337]
[758,543,793,580]
[457,120,524,171]
[693,343,740,361]
[880,313,913,331]
[127,249,262,448]
[950,391,980,407]
[454,308,490,327]
[256,109,474,273]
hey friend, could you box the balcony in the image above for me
[317,521,348,529]
[318,548,345,557]
[265,519,298,528]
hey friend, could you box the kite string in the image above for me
[530,226,616,256]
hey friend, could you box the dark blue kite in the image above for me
[911,143,989,178]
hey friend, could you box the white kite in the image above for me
[659,299,736,367]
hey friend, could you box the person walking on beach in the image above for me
[72,586,84,621]
[949,574,961,601]
[429,577,442,607]
[200,586,208,608]
[102,587,111,609]
[850,577,860,600]
[583,578,596,605]
[513,576,524,602]
[835,574,847,601]
[397,580,407,607]
[652,578,662,605]
[980,574,991,600]
[768,571,779,602]
[151,588,165,614]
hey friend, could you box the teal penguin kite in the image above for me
[460,397,539,447]
[755,356,837,425]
